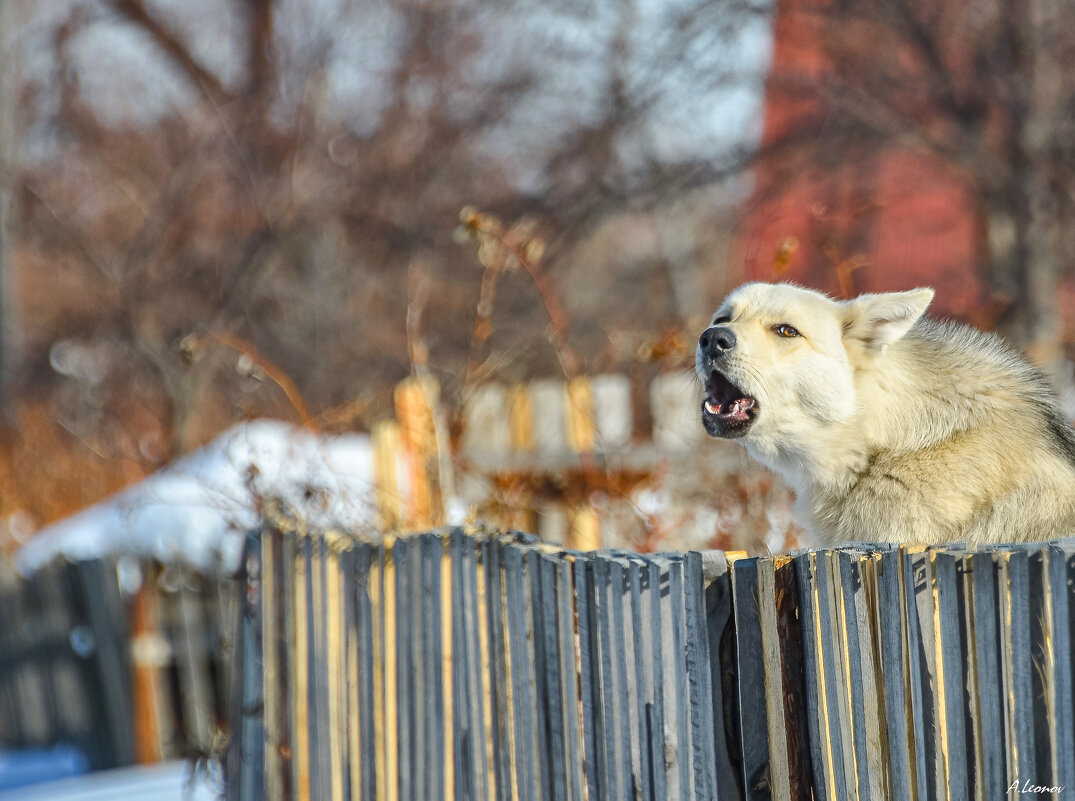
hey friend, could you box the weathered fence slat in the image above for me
[225,524,1075,801]
[1050,544,1075,794]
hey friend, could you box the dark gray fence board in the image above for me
[935,551,969,799]
[903,548,937,800]
[731,557,768,800]
[971,550,1006,798]
[1051,544,1075,794]
[1009,550,1035,783]
[645,561,669,801]
[218,526,1075,801]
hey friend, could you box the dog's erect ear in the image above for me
[842,288,934,352]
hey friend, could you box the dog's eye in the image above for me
[713,314,731,325]
[772,323,801,338]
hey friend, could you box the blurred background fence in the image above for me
[0,556,236,776]
[379,371,795,556]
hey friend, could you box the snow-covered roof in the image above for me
[15,419,388,574]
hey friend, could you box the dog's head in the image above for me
[696,283,934,448]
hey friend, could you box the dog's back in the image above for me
[811,317,1075,544]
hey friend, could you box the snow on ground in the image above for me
[16,419,389,575]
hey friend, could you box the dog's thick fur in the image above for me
[696,282,1075,545]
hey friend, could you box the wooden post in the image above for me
[565,377,595,454]
[373,420,403,532]
[129,580,169,764]
[395,376,444,530]
[568,505,601,552]
[507,383,535,453]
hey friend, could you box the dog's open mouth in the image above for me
[701,370,758,438]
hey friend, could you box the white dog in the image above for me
[696,282,1075,545]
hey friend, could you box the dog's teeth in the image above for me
[705,400,720,414]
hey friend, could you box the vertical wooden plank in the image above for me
[590,557,616,800]
[394,536,415,801]
[558,557,585,801]
[773,555,813,800]
[877,550,913,801]
[574,556,600,801]
[483,540,512,800]
[508,382,536,453]
[308,535,331,801]
[971,551,1007,798]
[606,559,632,798]
[703,553,740,801]
[449,531,471,801]
[384,539,399,801]
[684,552,718,800]
[667,558,693,800]
[565,376,595,453]
[755,557,786,801]
[474,539,495,801]
[373,420,404,531]
[731,557,770,801]
[823,551,857,801]
[935,551,969,800]
[838,550,885,800]
[289,534,311,801]
[352,543,377,801]
[230,534,266,801]
[325,537,347,801]
[395,377,444,529]
[1006,551,1035,784]
[1028,549,1054,790]
[956,554,984,801]
[568,505,601,553]
[174,575,214,754]
[75,559,137,769]
[1049,544,1075,796]
[627,560,653,801]
[440,537,454,801]
[129,574,166,765]
[851,552,880,798]
[646,561,669,801]
[531,551,562,801]
[795,552,837,801]
[505,544,536,801]
[903,546,937,801]
[422,534,446,801]
[260,530,282,801]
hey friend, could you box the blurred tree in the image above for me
[4,0,768,526]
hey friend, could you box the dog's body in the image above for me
[696,282,1075,545]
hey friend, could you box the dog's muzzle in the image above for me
[696,327,758,439]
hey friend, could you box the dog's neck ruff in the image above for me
[746,430,870,498]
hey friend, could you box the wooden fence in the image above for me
[228,515,1075,801]
[0,557,236,771]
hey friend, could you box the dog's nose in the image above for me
[699,326,736,357]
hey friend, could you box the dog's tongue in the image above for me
[705,397,755,421]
